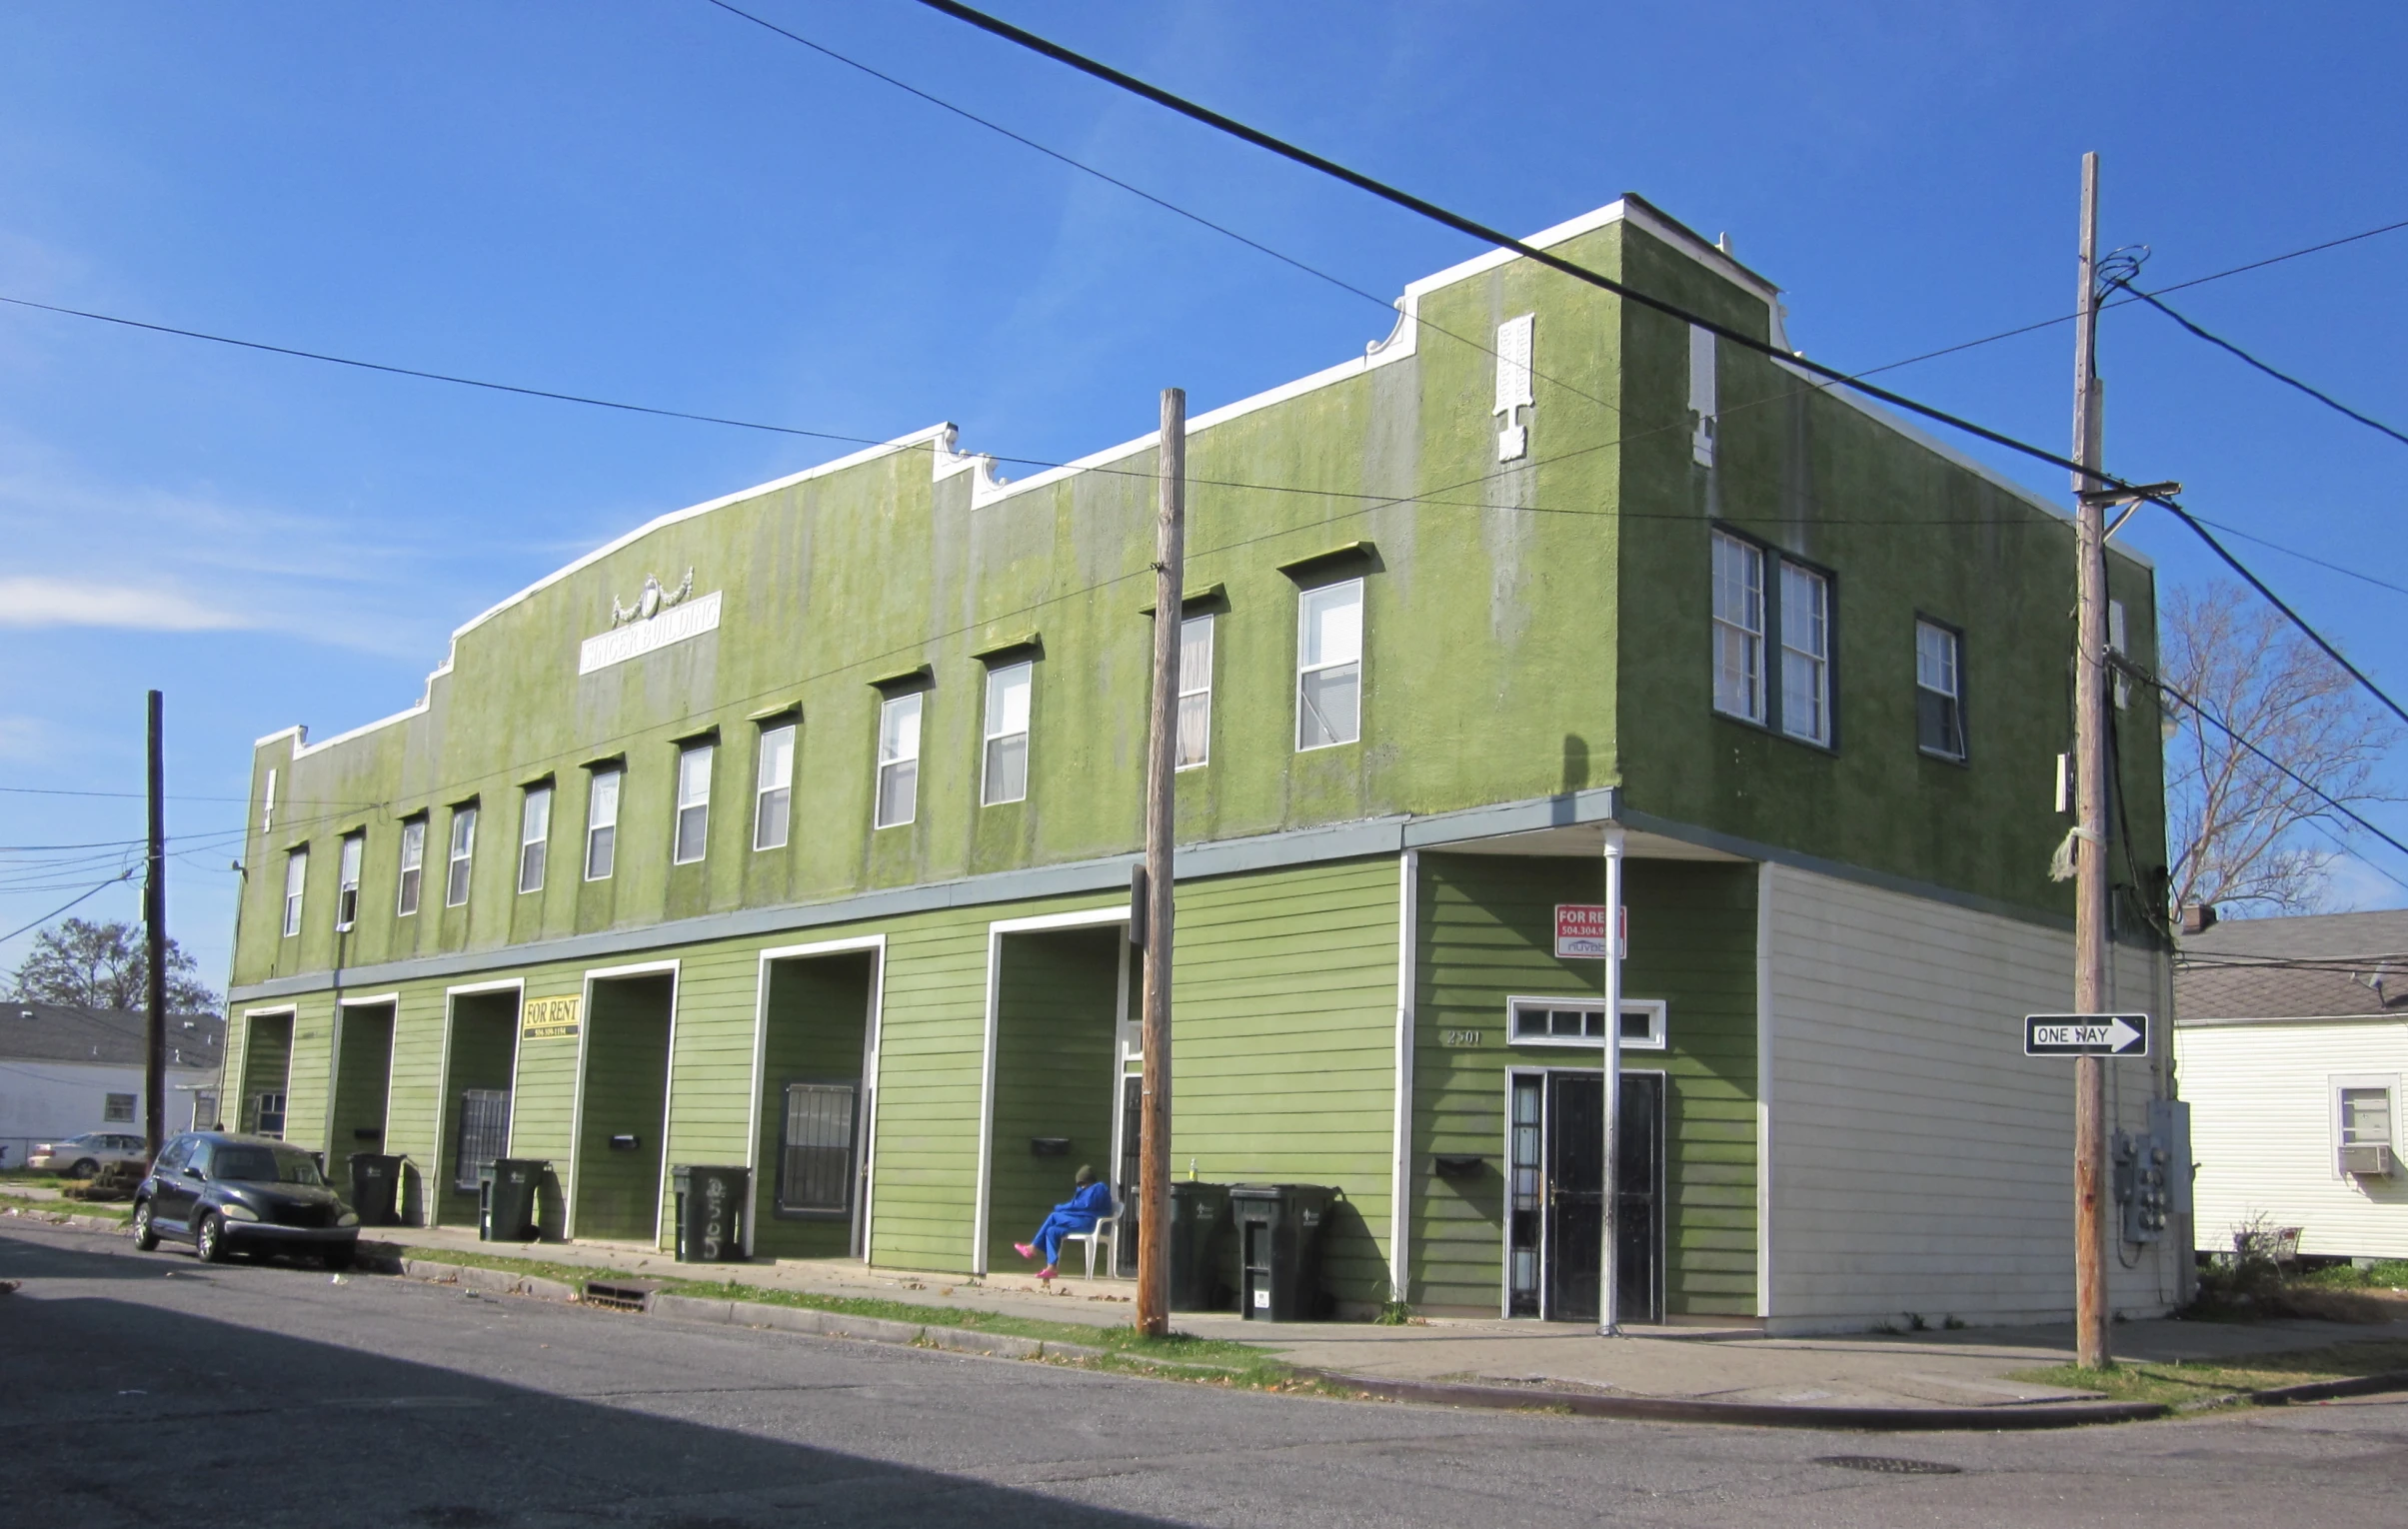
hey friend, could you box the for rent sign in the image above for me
[1554,903,1620,959]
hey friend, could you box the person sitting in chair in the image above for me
[1015,1164,1113,1281]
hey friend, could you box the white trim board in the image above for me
[747,934,888,1261]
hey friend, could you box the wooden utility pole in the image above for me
[144,690,168,1161]
[1135,388,1186,1337]
[2069,153,2112,1370]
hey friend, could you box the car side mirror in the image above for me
[183,1165,205,1181]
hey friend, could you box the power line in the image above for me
[2112,279,2408,451]
[2187,513,2408,602]
[0,872,137,945]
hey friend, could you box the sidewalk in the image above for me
[366,1223,2406,1415]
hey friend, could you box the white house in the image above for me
[2176,909,2408,1261]
[0,1001,224,1167]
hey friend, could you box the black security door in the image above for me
[1614,1073,1665,1325]
[1543,1072,1665,1324]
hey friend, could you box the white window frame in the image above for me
[1177,613,1213,770]
[334,832,363,931]
[104,1091,137,1123]
[1295,578,1364,752]
[518,784,551,894]
[445,805,477,908]
[1503,995,1667,1050]
[875,692,922,829]
[585,767,621,881]
[674,743,714,864]
[1710,531,1765,724]
[1778,561,1831,746]
[395,817,425,917]
[982,662,1032,806]
[281,848,307,938]
[2333,1074,2400,1178]
[1915,618,1967,761]
[754,722,796,852]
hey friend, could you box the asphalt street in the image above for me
[4,1222,2404,1528]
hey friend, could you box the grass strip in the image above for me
[2011,1337,2408,1407]
[1,1192,129,1222]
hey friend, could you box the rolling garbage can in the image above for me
[672,1164,749,1263]
[479,1158,547,1242]
[346,1152,401,1227]
[1229,1184,1334,1321]
[1169,1181,1231,1311]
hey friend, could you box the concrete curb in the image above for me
[1300,1370,2173,1431]
[399,1256,579,1303]
[2243,1368,2408,1408]
[650,1289,1110,1362]
[4,1208,130,1235]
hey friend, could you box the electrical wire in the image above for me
[0,872,137,945]
[2187,513,2408,602]
[2112,279,2408,451]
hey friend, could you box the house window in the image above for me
[249,1090,288,1139]
[335,833,363,931]
[875,692,922,829]
[983,662,1032,806]
[779,1080,858,1214]
[104,1092,136,1123]
[1505,997,1667,1050]
[1779,563,1830,746]
[518,784,551,893]
[396,817,425,917]
[2338,1080,2397,1174]
[755,723,795,851]
[1177,614,1213,769]
[281,848,307,937]
[445,805,477,908]
[585,768,621,880]
[674,744,714,864]
[1915,619,1967,760]
[1711,531,1765,723]
[1296,578,1363,751]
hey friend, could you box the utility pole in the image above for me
[2068,153,2112,1371]
[1135,387,1186,1338]
[144,690,168,1162]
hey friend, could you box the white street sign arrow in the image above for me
[2023,1013,2150,1057]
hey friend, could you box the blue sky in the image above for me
[3,1,2403,990]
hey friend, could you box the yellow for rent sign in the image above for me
[521,994,582,1040]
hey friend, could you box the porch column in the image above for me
[1598,824,1625,1337]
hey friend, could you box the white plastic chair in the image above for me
[1067,1212,1121,1279]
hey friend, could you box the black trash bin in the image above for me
[1169,1181,1231,1311]
[672,1164,749,1263]
[479,1157,547,1242]
[1228,1183,1335,1321]
[346,1152,402,1227]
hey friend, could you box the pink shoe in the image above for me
[1014,1242,1036,1260]
[1037,1266,1058,1282]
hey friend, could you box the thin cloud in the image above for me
[0,576,258,632]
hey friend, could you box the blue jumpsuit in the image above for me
[1030,1180,1115,1264]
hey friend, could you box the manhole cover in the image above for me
[1815,1455,1964,1476]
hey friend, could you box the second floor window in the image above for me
[983,662,1031,805]
[446,805,477,908]
[1711,531,1765,723]
[1296,579,1363,751]
[1779,563,1831,746]
[1915,619,1967,760]
[875,692,921,829]
[755,723,795,851]
[282,848,307,937]
[396,817,426,916]
[586,768,621,880]
[519,785,551,893]
[1177,614,1213,769]
[335,833,363,931]
[674,744,714,863]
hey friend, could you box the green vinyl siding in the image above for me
[657,944,763,1245]
[752,949,876,1259]
[573,973,674,1241]
[381,986,448,1227]
[284,1011,332,1156]
[864,916,995,1273]
[325,1002,395,1165]
[433,990,520,1226]
[986,927,1122,1270]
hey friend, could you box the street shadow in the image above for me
[0,1233,1199,1529]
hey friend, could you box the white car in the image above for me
[29,1132,151,1178]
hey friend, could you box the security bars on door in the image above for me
[779,1081,857,1214]
[455,1088,510,1192]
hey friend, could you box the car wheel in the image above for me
[322,1245,355,1272]
[132,1200,160,1251]
[69,1158,99,1179]
[195,1211,229,1264]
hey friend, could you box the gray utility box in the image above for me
[346,1152,402,1227]
[2114,1099,2193,1244]
[672,1164,750,1263]
[479,1158,548,1242]
[1229,1183,1334,1321]
[1169,1181,1232,1311]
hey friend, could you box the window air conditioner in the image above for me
[2342,1143,2396,1176]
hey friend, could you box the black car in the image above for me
[133,1132,362,1268]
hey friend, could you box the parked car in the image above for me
[28,1132,150,1177]
[132,1132,361,1268]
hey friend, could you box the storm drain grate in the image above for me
[1815,1455,1965,1476]
[583,1278,665,1312]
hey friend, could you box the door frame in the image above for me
[748,934,887,1261]
[435,978,524,1228]
[1500,1062,1667,1321]
[570,958,681,1245]
[327,991,400,1166]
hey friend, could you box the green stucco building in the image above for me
[224,197,2187,1330]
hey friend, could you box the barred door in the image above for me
[779,1082,857,1214]
[454,1089,510,1191]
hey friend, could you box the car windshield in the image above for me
[210,1146,324,1186]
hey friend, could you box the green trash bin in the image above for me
[479,1157,546,1242]
[672,1164,749,1263]
[1229,1183,1334,1321]
[346,1152,401,1227]
[1169,1181,1231,1311]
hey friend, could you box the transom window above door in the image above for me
[1505,997,1667,1050]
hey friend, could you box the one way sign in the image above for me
[2023,1013,2150,1057]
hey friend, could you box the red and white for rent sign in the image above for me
[1555,903,1611,958]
